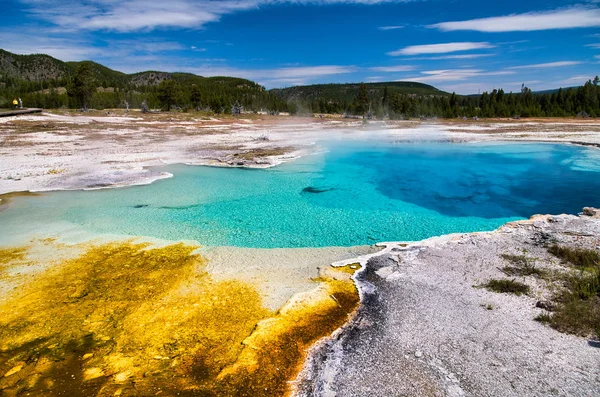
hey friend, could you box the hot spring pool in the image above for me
[1,141,599,247]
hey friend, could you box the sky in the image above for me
[1,0,599,93]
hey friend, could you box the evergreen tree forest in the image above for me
[1,46,598,118]
[291,80,600,119]
[1,74,288,114]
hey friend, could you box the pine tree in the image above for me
[355,83,369,115]
[67,63,96,109]
[157,79,180,111]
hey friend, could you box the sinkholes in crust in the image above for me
[0,240,360,396]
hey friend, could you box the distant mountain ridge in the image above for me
[0,49,263,89]
[0,49,449,97]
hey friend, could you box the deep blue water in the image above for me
[1,141,599,248]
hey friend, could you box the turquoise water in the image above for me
[1,141,599,248]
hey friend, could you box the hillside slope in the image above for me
[0,49,266,90]
[270,81,448,103]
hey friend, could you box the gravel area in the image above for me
[296,212,600,397]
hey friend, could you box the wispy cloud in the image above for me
[369,65,415,72]
[402,68,515,83]
[586,43,600,49]
[0,30,187,61]
[429,6,600,32]
[406,53,495,60]
[0,32,103,60]
[180,64,355,80]
[268,65,355,79]
[388,42,494,56]
[182,64,355,88]
[19,0,415,32]
[507,61,583,69]
[560,75,594,84]
[378,25,404,30]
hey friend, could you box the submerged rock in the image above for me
[302,186,334,194]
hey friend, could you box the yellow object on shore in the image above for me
[12,99,18,106]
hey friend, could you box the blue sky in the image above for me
[1,0,599,93]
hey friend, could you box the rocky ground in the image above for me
[296,211,600,397]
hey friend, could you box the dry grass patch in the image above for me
[483,279,530,296]
[536,245,600,338]
[500,253,548,278]
[233,147,293,161]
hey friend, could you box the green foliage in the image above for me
[355,83,370,115]
[0,49,287,113]
[272,79,600,118]
[541,297,600,338]
[537,245,600,338]
[534,313,552,323]
[548,245,600,269]
[3,49,600,117]
[66,63,96,108]
[156,79,180,111]
[483,279,530,296]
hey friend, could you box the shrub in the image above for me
[548,245,600,269]
[534,313,552,323]
[500,254,547,278]
[484,279,530,296]
[539,245,600,338]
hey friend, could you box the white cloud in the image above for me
[19,0,415,32]
[269,65,355,78]
[560,75,594,84]
[179,64,354,80]
[0,32,103,61]
[402,68,515,83]
[0,31,188,62]
[586,43,600,48]
[429,6,600,32]
[180,64,355,88]
[378,25,404,30]
[369,65,415,72]
[406,53,494,60]
[507,61,583,69]
[388,42,494,56]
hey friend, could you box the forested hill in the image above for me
[270,81,446,102]
[0,49,262,89]
[271,79,600,118]
[0,49,285,112]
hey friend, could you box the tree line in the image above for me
[319,78,600,119]
[2,62,599,119]
[1,63,287,113]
